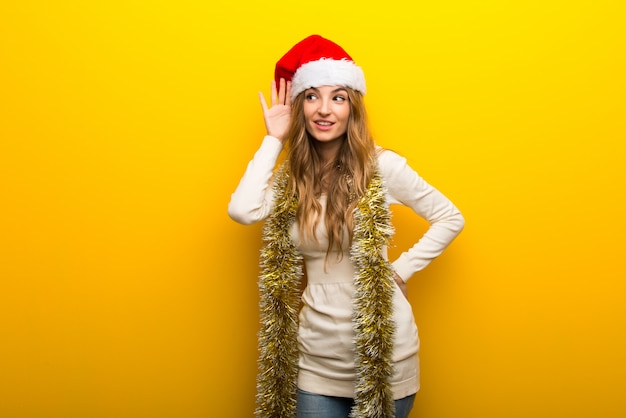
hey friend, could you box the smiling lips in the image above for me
[315,120,334,130]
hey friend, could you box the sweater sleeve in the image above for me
[227,136,284,225]
[378,149,465,282]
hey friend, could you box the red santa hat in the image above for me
[275,34,366,99]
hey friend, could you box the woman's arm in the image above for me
[378,149,465,282]
[228,79,292,225]
[227,136,283,225]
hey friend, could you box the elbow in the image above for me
[227,200,263,225]
[436,207,465,235]
[457,214,466,233]
[227,206,254,225]
[452,211,465,234]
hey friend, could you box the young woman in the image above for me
[228,35,464,418]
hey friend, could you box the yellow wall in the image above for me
[1,1,625,417]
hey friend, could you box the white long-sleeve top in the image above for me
[228,136,464,399]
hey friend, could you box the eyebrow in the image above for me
[307,87,348,94]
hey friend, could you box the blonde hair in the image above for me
[285,88,377,260]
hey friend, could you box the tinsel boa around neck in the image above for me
[255,163,397,418]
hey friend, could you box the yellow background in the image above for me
[1,1,625,417]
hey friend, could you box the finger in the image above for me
[285,81,292,106]
[278,78,286,105]
[259,91,268,112]
[270,79,278,106]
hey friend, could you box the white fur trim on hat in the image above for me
[291,58,366,99]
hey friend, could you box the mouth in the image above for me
[314,120,335,130]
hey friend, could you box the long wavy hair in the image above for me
[284,87,377,261]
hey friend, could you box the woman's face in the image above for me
[302,85,350,143]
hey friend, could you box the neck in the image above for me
[314,138,343,165]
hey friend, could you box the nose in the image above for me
[318,98,331,115]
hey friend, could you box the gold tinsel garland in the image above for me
[255,163,396,418]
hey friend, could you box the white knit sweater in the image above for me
[228,136,464,400]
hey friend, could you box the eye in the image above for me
[333,95,347,102]
[305,93,318,100]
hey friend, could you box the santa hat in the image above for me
[275,34,366,99]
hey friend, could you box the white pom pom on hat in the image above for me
[274,34,366,99]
